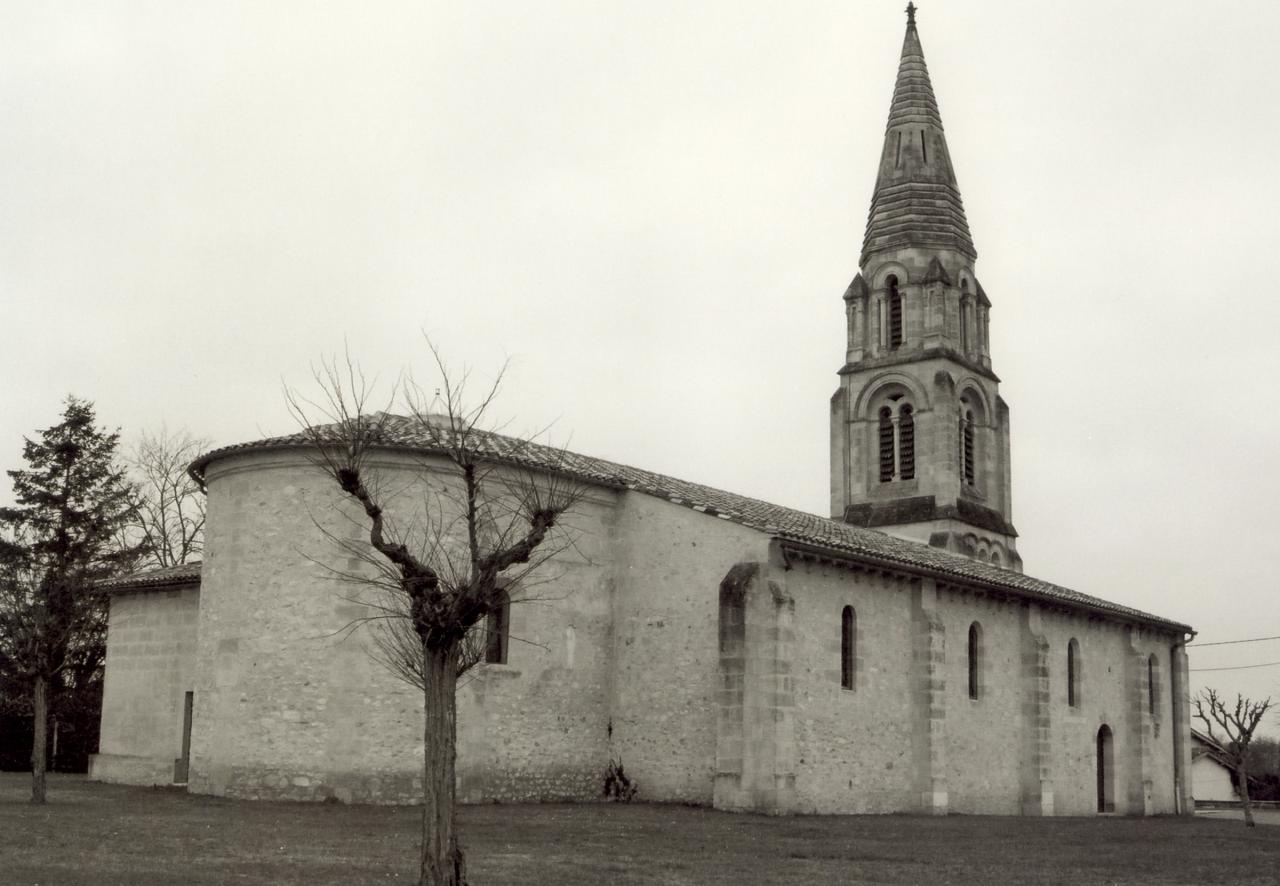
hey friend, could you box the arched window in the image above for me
[958,400,976,487]
[1097,724,1115,813]
[1067,638,1080,708]
[877,396,916,483]
[898,404,914,480]
[967,621,983,699]
[484,589,511,664]
[888,276,903,349]
[878,406,895,482]
[841,606,856,690]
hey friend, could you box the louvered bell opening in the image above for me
[899,405,915,480]
[962,413,975,486]
[889,289,904,349]
[879,408,895,482]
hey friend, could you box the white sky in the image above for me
[2,2,1278,731]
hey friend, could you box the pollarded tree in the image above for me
[1195,688,1274,827]
[288,346,584,886]
[0,397,142,803]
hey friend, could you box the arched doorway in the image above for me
[1096,724,1115,813]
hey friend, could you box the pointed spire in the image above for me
[861,6,976,267]
[922,256,952,285]
[974,278,991,307]
[843,273,868,301]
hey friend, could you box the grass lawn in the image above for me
[2,775,1278,885]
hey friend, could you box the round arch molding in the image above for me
[869,260,912,291]
[954,378,994,425]
[853,371,932,419]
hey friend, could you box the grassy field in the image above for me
[2,775,1278,885]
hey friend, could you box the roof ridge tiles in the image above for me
[190,416,1189,633]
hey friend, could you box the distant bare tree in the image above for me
[1195,689,1274,827]
[286,342,585,886]
[125,428,208,569]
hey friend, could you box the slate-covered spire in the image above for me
[860,5,976,266]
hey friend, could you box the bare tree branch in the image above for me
[287,341,589,886]
[1195,688,1274,827]
[124,427,209,569]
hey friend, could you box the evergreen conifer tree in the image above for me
[0,397,141,802]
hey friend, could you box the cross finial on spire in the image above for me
[906,2,916,27]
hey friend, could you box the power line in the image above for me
[1188,634,1280,648]
[1189,660,1280,673]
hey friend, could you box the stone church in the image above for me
[90,9,1195,816]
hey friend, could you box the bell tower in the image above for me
[830,3,1021,570]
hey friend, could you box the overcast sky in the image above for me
[3,1,1278,730]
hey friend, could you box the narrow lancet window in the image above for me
[841,606,856,690]
[1068,638,1080,708]
[878,406,895,482]
[961,410,975,486]
[485,590,511,664]
[898,404,915,480]
[967,622,982,699]
[888,276,903,348]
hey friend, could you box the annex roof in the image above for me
[189,414,1191,634]
[99,560,203,592]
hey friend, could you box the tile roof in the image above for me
[189,414,1190,633]
[99,560,202,592]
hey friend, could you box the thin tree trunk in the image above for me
[420,643,465,886]
[31,675,47,804]
[1237,761,1255,827]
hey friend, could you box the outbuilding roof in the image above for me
[98,560,202,592]
[188,414,1191,634]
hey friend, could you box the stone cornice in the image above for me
[838,346,1000,384]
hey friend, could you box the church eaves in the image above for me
[190,416,1190,635]
[860,5,976,266]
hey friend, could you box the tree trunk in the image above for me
[31,675,47,804]
[419,643,465,886]
[1237,760,1254,827]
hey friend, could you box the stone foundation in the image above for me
[88,753,176,786]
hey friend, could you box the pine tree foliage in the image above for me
[0,397,141,802]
